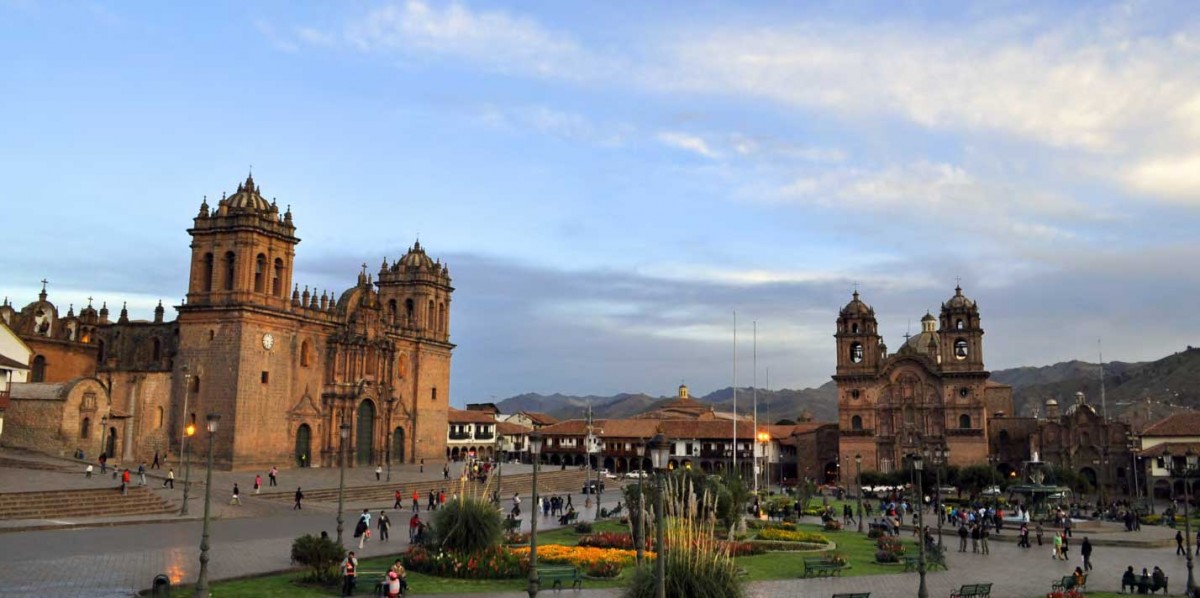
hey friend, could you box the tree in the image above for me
[290,533,345,584]
[957,464,995,497]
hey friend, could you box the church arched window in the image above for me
[427,300,435,329]
[851,415,863,431]
[300,341,311,367]
[202,253,214,292]
[955,318,965,330]
[405,299,415,326]
[151,338,161,362]
[254,254,266,293]
[959,414,971,429]
[272,258,284,296]
[31,355,46,382]
[851,322,859,334]
[223,252,236,291]
[80,417,91,439]
[954,339,968,360]
[438,302,446,332]
[849,342,864,363]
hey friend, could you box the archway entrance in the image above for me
[392,427,405,463]
[105,427,117,458]
[356,400,376,465]
[295,424,312,467]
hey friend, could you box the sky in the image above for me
[2,1,1199,407]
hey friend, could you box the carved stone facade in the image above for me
[0,175,454,470]
[835,286,1013,473]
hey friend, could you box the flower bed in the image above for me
[503,531,530,545]
[578,531,639,550]
[510,545,652,578]
[746,540,827,552]
[724,541,767,557]
[402,546,526,579]
[755,528,829,543]
[747,520,797,531]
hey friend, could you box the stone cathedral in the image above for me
[834,285,1013,473]
[0,175,454,470]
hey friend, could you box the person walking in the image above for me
[1178,530,1186,556]
[958,519,969,552]
[392,489,402,509]
[254,474,262,494]
[294,487,304,510]
[1064,516,1073,538]
[412,490,420,512]
[137,462,147,486]
[164,468,174,489]
[970,523,980,553]
[1036,521,1044,546]
[85,463,94,478]
[356,509,372,549]
[1081,536,1093,571]
[1061,530,1070,561]
[443,463,450,480]
[1053,529,1063,560]
[980,523,990,555]
[230,483,241,506]
[121,469,131,495]
[151,451,161,469]
[269,465,278,487]
[378,510,391,543]
[340,551,358,597]
[409,512,420,543]
[375,465,382,481]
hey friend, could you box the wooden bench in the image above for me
[802,556,844,578]
[950,583,992,598]
[536,565,582,590]
[832,594,870,598]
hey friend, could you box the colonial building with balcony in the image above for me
[447,407,497,461]
[1135,411,1200,499]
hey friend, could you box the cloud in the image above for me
[476,104,631,146]
[1123,153,1200,202]
[256,20,300,53]
[656,131,719,159]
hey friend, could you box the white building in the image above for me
[0,320,32,441]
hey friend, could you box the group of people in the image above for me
[395,488,451,512]
[352,509,398,548]
[339,554,408,597]
[1121,565,1168,594]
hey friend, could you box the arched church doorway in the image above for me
[295,424,312,467]
[105,427,117,458]
[357,400,376,465]
[393,427,405,463]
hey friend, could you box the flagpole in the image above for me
[753,320,758,495]
[732,311,737,478]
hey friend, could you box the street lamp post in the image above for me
[495,434,504,498]
[179,422,196,516]
[986,455,999,502]
[913,453,928,598]
[193,413,220,597]
[386,397,394,482]
[336,423,350,545]
[527,430,544,598]
[179,365,191,467]
[855,454,864,534]
[1165,447,1197,595]
[757,430,771,505]
[649,432,670,598]
[933,446,949,548]
[634,439,646,566]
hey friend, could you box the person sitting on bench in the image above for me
[1121,566,1138,593]
[1138,568,1151,594]
[558,506,576,526]
[1151,566,1167,593]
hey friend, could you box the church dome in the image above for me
[840,290,874,317]
[398,241,436,269]
[944,284,976,310]
[224,174,272,213]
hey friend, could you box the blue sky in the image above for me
[2,1,1199,406]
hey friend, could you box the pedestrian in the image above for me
[1018,522,1030,548]
[420,458,425,474]
[231,483,241,506]
[378,510,390,542]
[1178,530,1186,556]
[164,468,174,488]
[1053,529,1063,560]
[294,487,304,510]
[1036,521,1044,546]
[1064,516,1073,538]
[254,474,262,494]
[152,451,161,469]
[394,489,403,509]
[970,523,980,553]
[375,464,382,481]
[269,465,278,487]
[121,469,130,495]
[409,512,421,543]
[340,551,358,597]
[1081,536,1093,571]
[137,462,147,486]
[99,454,108,475]
[1061,530,1070,561]
[439,489,446,509]
[85,463,94,478]
[428,489,436,510]
[980,524,990,555]
[356,509,372,549]
[511,492,521,518]
[958,521,969,552]
[412,490,419,512]
[443,463,450,480]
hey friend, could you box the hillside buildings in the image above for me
[0,175,454,470]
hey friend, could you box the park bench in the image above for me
[1051,574,1086,591]
[1148,576,1170,594]
[801,556,844,578]
[868,521,891,535]
[901,546,946,572]
[832,594,870,598]
[950,583,992,598]
[558,511,579,526]
[536,565,583,590]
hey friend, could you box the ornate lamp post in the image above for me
[495,433,504,497]
[527,430,544,598]
[855,453,864,534]
[986,454,999,501]
[634,438,646,566]
[193,413,220,597]
[1165,447,1197,595]
[386,397,394,482]
[336,423,350,544]
[912,453,928,598]
[179,365,191,468]
[179,422,196,515]
[932,446,949,547]
[649,432,671,598]
[757,430,771,502]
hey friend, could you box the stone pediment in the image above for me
[288,389,323,418]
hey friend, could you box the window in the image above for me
[851,415,863,431]
[208,330,215,341]
[851,322,859,334]
[431,387,438,401]
[31,355,46,382]
[300,341,311,367]
[955,318,964,330]
[438,302,446,333]
[97,340,106,365]
[151,338,161,362]
[82,392,96,409]
[272,258,284,296]
[156,406,164,429]
[405,299,414,325]
[191,376,201,393]
[388,299,397,321]
[223,251,236,291]
[849,342,864,363]
[427,300,435,329]
[959,387,970,398]
[959,414,971,429]
[80,417,91,439]
[261,371,269,384]
[254,254,266,292]
[850,389,861,400]
[954,338,968,359]
[202,252,214,292]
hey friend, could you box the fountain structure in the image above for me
[1007,451,1069,521]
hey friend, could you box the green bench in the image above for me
[950,583,992,598]
[901,546,947,572]
[1051,574,1086,591]
[832,594,870,598]
[802,556,844,578]
[536,566,582,590]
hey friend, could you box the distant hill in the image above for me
[493,347,1200,424]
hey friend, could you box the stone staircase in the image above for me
[0,486,177,520]
[259,469,600,504]
[0,456,73,472]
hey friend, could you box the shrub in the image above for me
[875,536,906,556]
[574,521,594,534]
[875,549,899,563]
[290,533,345,584]
[724,541,767,557]
[431,495,503,554]
[867,528,885,539]
[584,560,623,578]
[402,545,526,579]
[503,531,530,545]
[756,528,829,543]
[579,531,637,550]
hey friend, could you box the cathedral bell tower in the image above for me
[376,241,453,343]
[185,174,299,309]
[835,290,882,375]
[938,284,984,373]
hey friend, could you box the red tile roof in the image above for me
[1139,442,1200,457]
[521,412,560,425]
[1142,412,1200,437]
[496,421,532,435]
[448,408,496,424]
[539,418,765,441]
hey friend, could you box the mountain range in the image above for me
[492,346,1200,424]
